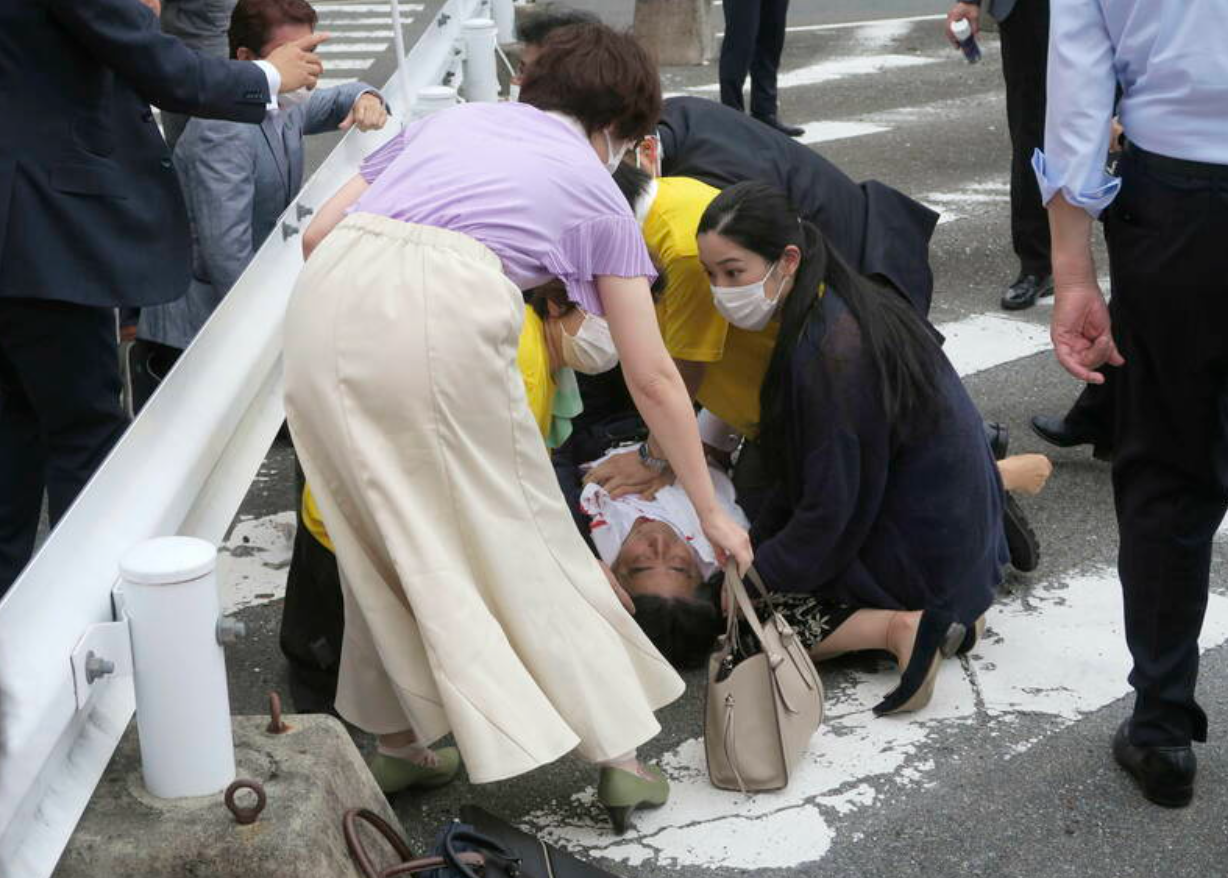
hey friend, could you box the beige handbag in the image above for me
[705,564,824,792]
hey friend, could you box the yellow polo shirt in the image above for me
[302,306,556,551]
[643,177,779,438]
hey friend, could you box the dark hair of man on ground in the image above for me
[627,577,722,670]
[697,181,947,482]
[518,23,661,141]
[612,161,654,210]
[517,4,600,47]
[229,0,317,59]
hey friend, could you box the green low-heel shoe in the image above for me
[597,764,669,835]
[369,747,462,794]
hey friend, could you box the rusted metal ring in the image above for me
[224,779,267,825]
[266,691,289,734]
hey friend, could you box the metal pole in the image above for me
[121,537,236,798]
[492,0,516,44]
[411,84,459,119]
[462,18,500,103]
[388,0,415,114]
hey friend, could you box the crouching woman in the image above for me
[697,182,1008,715]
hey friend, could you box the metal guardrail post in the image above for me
[120,537,238,798]
[412,84,459,118]
[492,0,516,44]
[462,18,499,103]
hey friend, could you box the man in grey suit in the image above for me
[133,0,388,405]
[160,0,240,149]
[946,0,1052,311]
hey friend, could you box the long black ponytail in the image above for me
[697,181,945,480]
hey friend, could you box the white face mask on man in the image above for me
[560,312,619,374]
[603,128,630,174]
[711,261,784,331]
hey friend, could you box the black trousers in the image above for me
[998,0,1051,277]
[279,461,344,709]
[719,0,790,119]
[1105,148,1228,747]
[0,299,128,594]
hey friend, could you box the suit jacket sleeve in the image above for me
[302,82,380,136]
[182,122,259,297]
[44,0,268,121]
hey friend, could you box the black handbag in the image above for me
[344,807,624,878]
[460,806,622,878]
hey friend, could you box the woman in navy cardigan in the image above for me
[697,181,1009,715]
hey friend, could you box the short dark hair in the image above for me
[526,279,576,319]
[612,162,654,212]
[519,23,661,141]
[631,586,721,670]
[229,0,317,59]
[518,5,600,47]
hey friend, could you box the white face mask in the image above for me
[711,262,782,331]
[603,128,630,174]
[277,86,311,109]
[560,312,618,374]
[508,81,521,102]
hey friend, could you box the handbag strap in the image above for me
[723,562,773,652]
[343,808,416,878]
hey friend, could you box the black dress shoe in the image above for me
[752,114,805,138]
[984,421,1009,461]
[1113,720,1195,808]
[1030,415,1094,449]
[1003,493,1040,572]
[1000,273,1054,311]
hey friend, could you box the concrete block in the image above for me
[634,0,713,66]
[55,714,399,878]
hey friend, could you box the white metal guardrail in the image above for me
[0,1,508,873]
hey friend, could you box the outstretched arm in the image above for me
[45,0,327,117]
[302,174,369,260]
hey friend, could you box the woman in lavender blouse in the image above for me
[283,24,751,832]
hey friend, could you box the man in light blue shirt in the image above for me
[1034,0,1228,809]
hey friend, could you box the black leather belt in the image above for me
[1125,141,1228,180]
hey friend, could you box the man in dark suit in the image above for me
[718,0,803,137]
[0,0,327,594]
[656,96,939,319]
[946,0,1052,311]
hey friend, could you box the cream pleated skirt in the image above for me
[283,213,684,783]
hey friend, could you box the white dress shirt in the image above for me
[253,59,281,112]
[1032,0,1228,217]
[580,449,749,580]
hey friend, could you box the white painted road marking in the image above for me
[798,120,891,145]
[318,41,392,53]
[924,178,1011,225]
[218,511,296,612]
[717,12,947,38]
[314,2,423,11]
[690,53,938,93]
[939,313,1053,377]
[524,574,1228,870]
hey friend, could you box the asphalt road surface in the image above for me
[206,2,1228,875]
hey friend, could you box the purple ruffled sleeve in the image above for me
[546,214,658,316]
